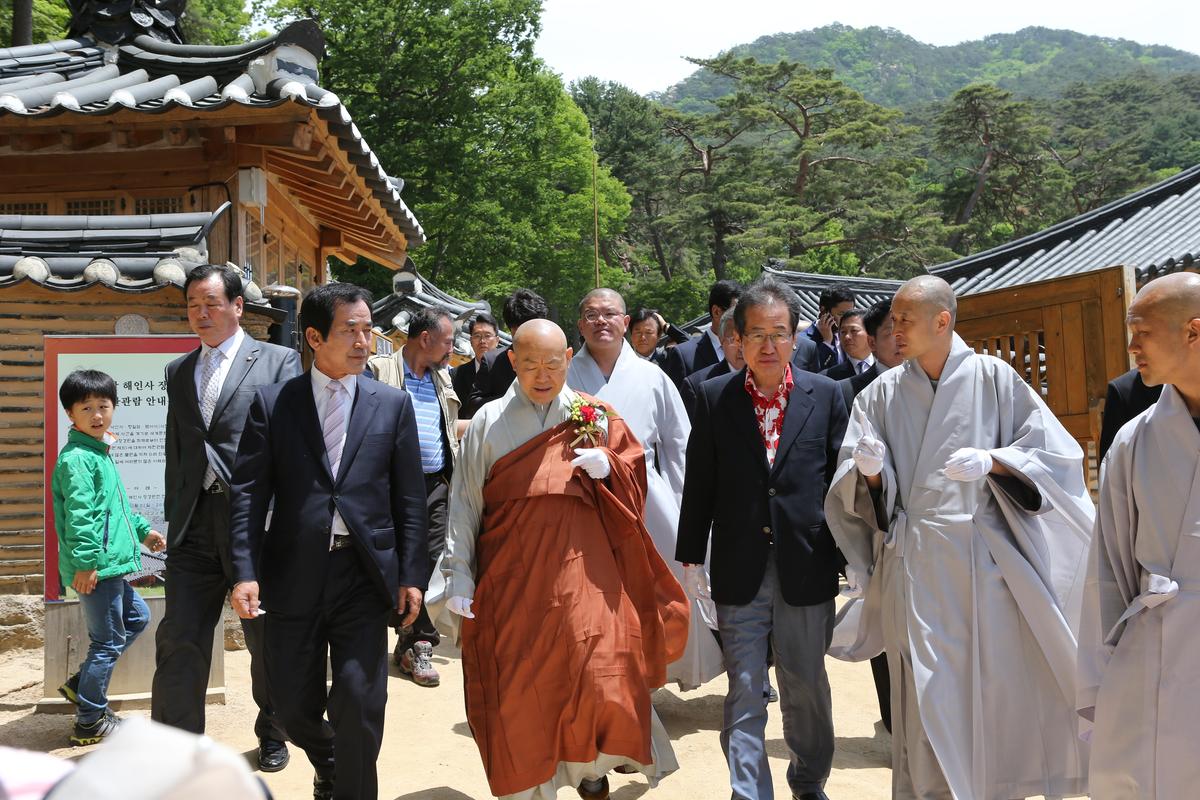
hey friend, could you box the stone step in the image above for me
[0,573,43,595]
[0,559,43,577]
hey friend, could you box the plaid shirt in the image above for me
[745,364,795,466]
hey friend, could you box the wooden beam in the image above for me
[235,122,317,151]
[319,228,344,250]
[0,105,311,135]
[114,129,164,149]
[8,133,57,152]
[165,126,190,146]
[59,131,110,151]
[0,146,211,179]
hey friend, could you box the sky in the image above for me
[535,0,1200,95]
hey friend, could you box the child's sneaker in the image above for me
[57,673,80,705]
[69,709,120,746]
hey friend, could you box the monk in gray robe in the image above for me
[824,275,1093,799]
[440,320,688,800]
[1078,272,1200,799]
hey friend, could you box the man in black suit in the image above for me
[677,277,848,800]
[1098,367,1163,461]
[806,285,855,372]
[229,283,428,800]
[663,279,742,388]
[152,264,300,771]
[451,312,498,420]
[681,302,743,422]
[819,309,874,382]
[791,322,822,373]
[468,288,549,412]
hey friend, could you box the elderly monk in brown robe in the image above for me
[440,319,689,800]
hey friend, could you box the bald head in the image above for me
[510,319,572,405]
[895,275,957,323]
[1126,272,1200,393]
[578,288,626,316]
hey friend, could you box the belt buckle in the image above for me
[330,535,352,551]
[206,482,224,494]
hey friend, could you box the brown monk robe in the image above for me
[460,400,688,797]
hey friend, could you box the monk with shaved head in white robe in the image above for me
[825,275,1092,799]
[1078,272,1200,799]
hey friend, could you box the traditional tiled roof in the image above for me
[680,265,903,334]
[931,163,1200,294]
[0,201,279,316]
[372,267,509,359]
[0,20,424,248]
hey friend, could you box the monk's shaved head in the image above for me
[1129,272,1200,327]
[512,318,568,353]
[510,319,572,405]
[895,275,958,323]
[578,288,626,316]
[1126,273,1200,396]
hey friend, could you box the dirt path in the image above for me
[0,634,892,799]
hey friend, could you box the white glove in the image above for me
[852,436,887,477]
[682,564,711,600]
[841,565,866,599]
[447,595,475,619]
[571,447,611,480]
[943,447,993,482]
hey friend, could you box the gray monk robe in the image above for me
[1078,385,1200,799]
[825,334,1093,800]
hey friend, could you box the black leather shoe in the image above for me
[793,792,830,800]
[314,769,335,800]
[258,738,289,772]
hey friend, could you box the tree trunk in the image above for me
[709,210,728,281]
[642,196,671,281]
[11,0,33,47]
[947,148,995,252]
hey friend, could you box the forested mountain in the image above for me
[663,25,1200,110]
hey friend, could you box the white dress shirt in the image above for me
[705,326,722,360]
[847,353,876,374]
[311,366,358,542]
[193,326,245,405]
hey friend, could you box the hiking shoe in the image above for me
[57,673,80,706]
[399,641,440,687]
[69,709,120,746]
[765,684,779,704]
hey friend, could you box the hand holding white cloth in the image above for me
[852,436,887,476]
[683,564,711,600]
[571,447,611,480]
[943,447,993,482]
[842,565,867,599]
[447,595,475,619]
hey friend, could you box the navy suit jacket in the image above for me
[468,346,517,412]
[680,360,731,422]
[806,325,839,372]
[229,371,429,615]
[663,332,720,389]
[677,367,849,606]
[791,334,821,373]
[837,362,881,411]
[1097,368,1162,461]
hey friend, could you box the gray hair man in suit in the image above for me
[151,264,300,773]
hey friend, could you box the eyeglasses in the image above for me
[742,332,794,347]
[469,332,497,342]
[581,311,624,325]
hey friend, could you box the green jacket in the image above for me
[51,428,150,589]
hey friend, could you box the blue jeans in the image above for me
[717,553,835,800]
[76,577,150,724]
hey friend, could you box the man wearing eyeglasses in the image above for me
[452,312,499,420]
[677,277,847,800]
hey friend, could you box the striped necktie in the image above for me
[198,347,222,488]
[323,380,348,478]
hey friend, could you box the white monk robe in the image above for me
[824,334,1093,800]
[440,380,678,800]
[567,340,725,690]
[1078,385,1200,799]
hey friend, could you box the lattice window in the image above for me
[0,201,48,215]
[65,198,116,215]
[969,331,1049,398]
[134,196,183,215]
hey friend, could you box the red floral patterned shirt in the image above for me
[745,364,795,466]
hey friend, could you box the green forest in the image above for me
[10,3,1200,324]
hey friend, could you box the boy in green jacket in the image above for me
[51,370,166,746]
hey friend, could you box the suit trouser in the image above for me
[266,547,390,800]
[394,475,447,650]
[151,489,283,740]
[716,552,835,800]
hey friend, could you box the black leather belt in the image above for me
[330,535,353,551]
[204,482,224,495]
